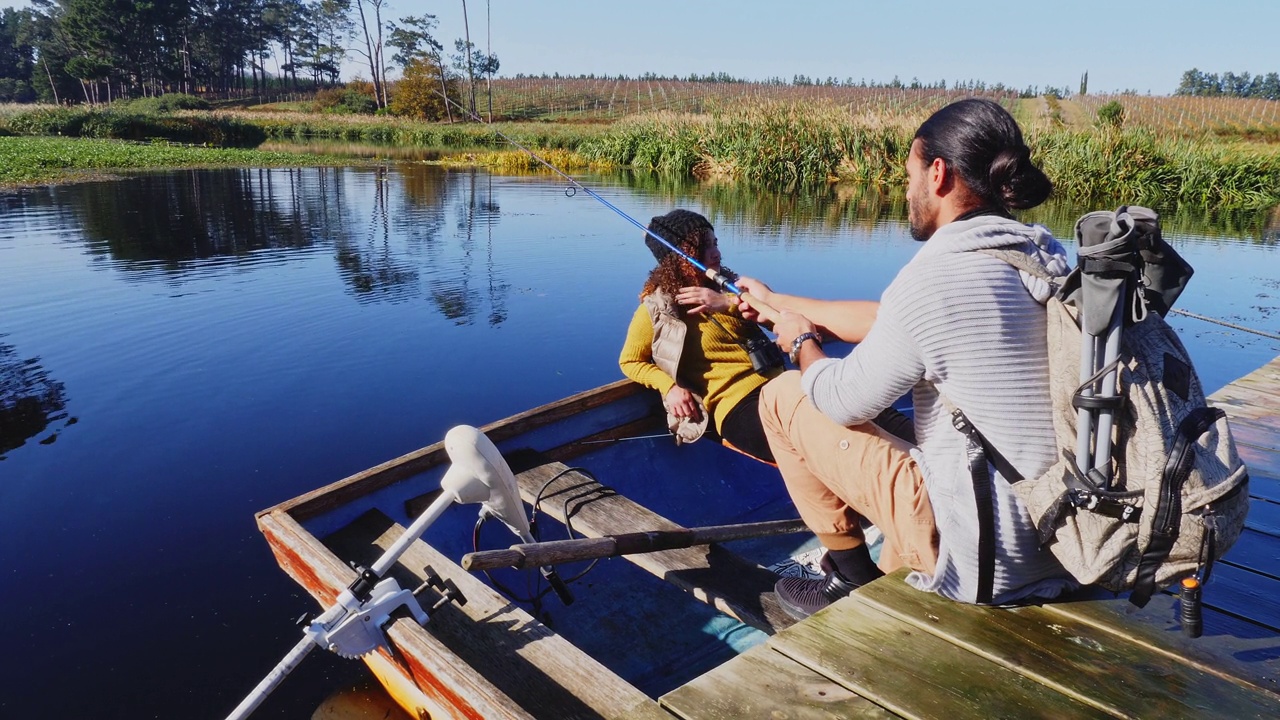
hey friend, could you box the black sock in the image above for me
[827,545,884,585]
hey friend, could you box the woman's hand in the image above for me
[676,286,730,315]
[665,385,702,420]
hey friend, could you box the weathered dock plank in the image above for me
[660,644,899,720]
[1043,590,1280,697]
[770,594,1109,719]
[1247,497,1280,537]
[854,574,1280,718]
[1224,529,1280,580]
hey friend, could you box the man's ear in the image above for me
[930,157,953,195]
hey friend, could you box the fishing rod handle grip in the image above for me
[704,269,781,324]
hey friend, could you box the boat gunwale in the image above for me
[258,378,643,523]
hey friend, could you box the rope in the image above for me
[1169,308,1280,341]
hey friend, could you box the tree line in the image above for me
[1175,68,1280,100]
[0,0,496,115]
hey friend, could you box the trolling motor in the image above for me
[225,425,561,720]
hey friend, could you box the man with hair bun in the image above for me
[737,98,1076,618]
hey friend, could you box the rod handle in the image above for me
[706,269,782,324]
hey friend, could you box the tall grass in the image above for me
[0,136,342,185]
[575,100,1280,208]
[0,106,265,146]
[4,99,1279,209]
[1031,128,1280,208]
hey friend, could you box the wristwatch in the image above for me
[789,331,822,365]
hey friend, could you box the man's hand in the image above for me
[773,310,817,351]
[733,276,773,323]
[676,286,730,315]
[665,385,702,420]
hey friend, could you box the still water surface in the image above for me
[1,165,1277,718]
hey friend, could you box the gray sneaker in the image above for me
[774,570,861,620]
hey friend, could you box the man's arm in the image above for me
[734,276,878,343]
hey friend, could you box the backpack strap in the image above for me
[1129,406,1226,607]
[946,399,1023,605]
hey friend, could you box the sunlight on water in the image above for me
[0,166,1276,718]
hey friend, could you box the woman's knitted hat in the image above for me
[644,209,712,262]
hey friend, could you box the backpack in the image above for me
[955,206,1250,609]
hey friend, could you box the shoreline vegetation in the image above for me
[3,96,1280,211]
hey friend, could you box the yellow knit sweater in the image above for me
[618,301,776,433]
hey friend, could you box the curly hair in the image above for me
[639,209,714,313]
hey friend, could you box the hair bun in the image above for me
[990,146,1051,210]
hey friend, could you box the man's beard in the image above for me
[908,193,937,242]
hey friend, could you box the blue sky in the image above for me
[4,0,1278,94]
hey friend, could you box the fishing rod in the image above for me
[433,88,782,324]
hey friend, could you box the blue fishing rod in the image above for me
[435,90,783,323]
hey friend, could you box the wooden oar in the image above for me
[461,518,809,571]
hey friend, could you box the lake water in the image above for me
[1,165,1277,718]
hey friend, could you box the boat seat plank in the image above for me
[322,509,672,720]
[852,573,1280,718]
[769,590,1110,720]
[659,644,900,720]
[504,455,797,634]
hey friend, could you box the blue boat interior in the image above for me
[298,384,869,696]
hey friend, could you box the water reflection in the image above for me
[64,169,315,269]
[0,338,73,458]
[48,165,1280,325]
[624,171,1280,245]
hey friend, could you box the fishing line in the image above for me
[430,86,748,296]
[1168,307,1280,341]
[433,79,1272,338]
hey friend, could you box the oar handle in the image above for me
[462,518,809,571]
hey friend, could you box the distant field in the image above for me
[480,78,1020,123]
[474,79,1280,140]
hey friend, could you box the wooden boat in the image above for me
[257,369,1280,719]
[258,379,804,719]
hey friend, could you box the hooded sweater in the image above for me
[802,215,1078,604]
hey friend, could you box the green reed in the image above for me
[0,136,343,186]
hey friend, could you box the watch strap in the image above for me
[789,331,822,365]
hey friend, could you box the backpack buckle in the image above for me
[1068,489,1099,510]
[951,409,972,434]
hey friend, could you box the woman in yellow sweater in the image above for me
[619,209,780,462]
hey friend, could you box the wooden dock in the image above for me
[658,356,1280,719]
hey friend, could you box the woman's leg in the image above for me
[717,386,775,463]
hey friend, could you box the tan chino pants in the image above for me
[759,371,939,575]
